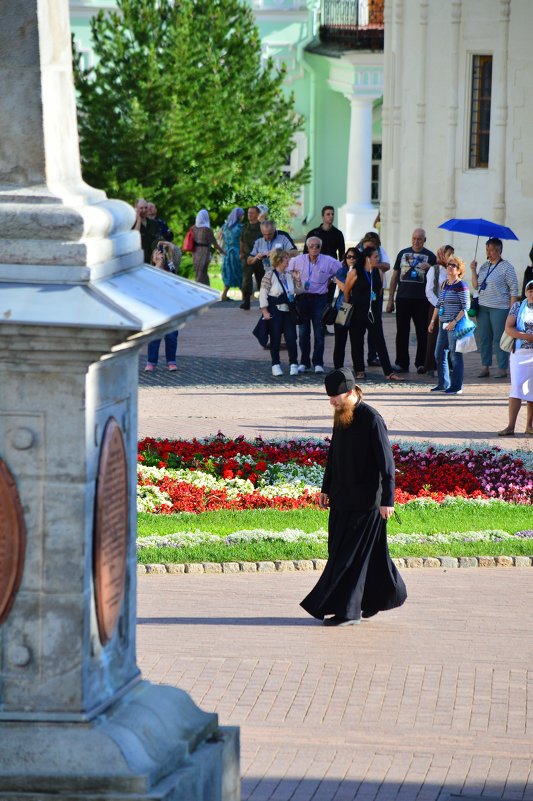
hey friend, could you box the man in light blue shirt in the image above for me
[248,220,298,273]
[287,236,341,373]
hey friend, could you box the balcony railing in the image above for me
[319,0,384,51]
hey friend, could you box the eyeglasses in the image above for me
[308,244,321,249]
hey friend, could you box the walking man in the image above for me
[386,229,436,373]
[300,368,407,626]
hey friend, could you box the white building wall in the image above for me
[382,0,533,281]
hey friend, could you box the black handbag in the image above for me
[252,316,270,348]
[321,302,337,325]
[288,299,305,325]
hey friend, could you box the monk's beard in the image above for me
[333,401,355,428]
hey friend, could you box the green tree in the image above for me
[74,0,308,237]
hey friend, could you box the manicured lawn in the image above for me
[137,503,533,563]
[138,503,532,538]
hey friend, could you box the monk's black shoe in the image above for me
[361,610,378,619]
[323,615,361,626]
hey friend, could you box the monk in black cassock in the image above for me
[301,367,407,626]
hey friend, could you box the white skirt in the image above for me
[509,348,533,401]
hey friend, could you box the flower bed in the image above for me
[137,434,533,514]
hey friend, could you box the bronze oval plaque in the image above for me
[0,459,26,626]
[93,418,128,645]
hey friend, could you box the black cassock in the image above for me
[301,402,407,620]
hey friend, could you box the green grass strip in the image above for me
[138,503,531,538]
[137,503,532,564]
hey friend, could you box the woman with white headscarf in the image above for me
[220,207,244,301]
[192,209,225,286]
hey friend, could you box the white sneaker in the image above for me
[272,364,283,377]
[290,364,299,376]
[314,365,325,374]
[297,364,311,373]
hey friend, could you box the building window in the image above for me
[469,55,492,169]
[371,143,381,203]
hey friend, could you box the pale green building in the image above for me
[70,0,383,241]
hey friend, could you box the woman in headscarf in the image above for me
[220,207,244,301]
[191,209,225,286]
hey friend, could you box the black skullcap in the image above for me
[325,368,356,396]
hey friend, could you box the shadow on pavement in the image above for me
[137,615,318,627]
[241,776,526,801]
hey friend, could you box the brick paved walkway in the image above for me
[137,570,533,800]
[136,299,533,799]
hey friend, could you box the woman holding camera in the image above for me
[260,249,303,377]
[144,245,181,372]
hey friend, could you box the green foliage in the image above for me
[73,0,308,237]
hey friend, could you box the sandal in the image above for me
[478,368,490,378]
[387,373,402,381]
[355,371,366,380]
[497,427,515,437]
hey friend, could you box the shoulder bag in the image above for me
[182,226,195,253]
[335,301,353,328]
[499,331,515,353]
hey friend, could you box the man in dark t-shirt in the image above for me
[304,205,345,260]
[386,228,436,373]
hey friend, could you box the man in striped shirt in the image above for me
[470,238,520,378]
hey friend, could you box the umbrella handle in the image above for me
[473,235,479,263]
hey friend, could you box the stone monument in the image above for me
[0,2,239,798]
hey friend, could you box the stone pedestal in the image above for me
[0,1,239,798]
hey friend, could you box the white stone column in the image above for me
[329,61,383,243]
[491,0,510,223]
[343,94,376,239]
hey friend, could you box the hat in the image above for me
[325,368,356,396]
[257,204,269,217]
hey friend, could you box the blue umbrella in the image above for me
[438,217,519,260]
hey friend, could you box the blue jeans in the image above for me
[147,331,179,365]
[476,305,509,370]
[435,325,463,391]
[297,294,328,368]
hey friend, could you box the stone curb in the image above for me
[138,555,532,574]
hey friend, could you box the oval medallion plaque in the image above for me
[93,418,128,645]
[0,460,26,626]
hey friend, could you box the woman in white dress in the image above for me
[498,280,533,436]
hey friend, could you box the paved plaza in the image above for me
[137,300,533,800]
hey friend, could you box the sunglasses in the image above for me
[308,244,321,249]
[346,254,356,260]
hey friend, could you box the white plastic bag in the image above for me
[456,332,477,353]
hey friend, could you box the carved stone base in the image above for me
[0,682,240,800]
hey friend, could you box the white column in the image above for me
[491,0,510,223]
[342,93,380,242]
